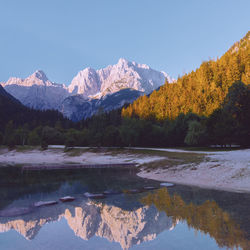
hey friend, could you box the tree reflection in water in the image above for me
[141,188,249,250]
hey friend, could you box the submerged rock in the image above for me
[103,190,122,195]
[160,183,175,187]
[84,192,106,199]
[34,201,58,207]
[143,186,158,190]
[59,196,75,202]
[124,189,144,194]
[0,207,34,217]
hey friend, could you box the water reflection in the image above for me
[0,168,250,249]
[141,188,250,250]
[0,199,175,249]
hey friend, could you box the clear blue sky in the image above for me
[0,0,249,84]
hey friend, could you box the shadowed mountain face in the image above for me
[0,85,21,104]
[61,88,143,121]
[0,84,70,131]
[0,168,249,250]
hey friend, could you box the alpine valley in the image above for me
[1,58,172,121]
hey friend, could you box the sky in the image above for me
[0,0,249,85]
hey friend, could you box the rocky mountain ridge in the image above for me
[1,59,172,120]
[69,58,172,97]
[1,70,69,110]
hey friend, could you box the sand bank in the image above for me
[138,149,250,193]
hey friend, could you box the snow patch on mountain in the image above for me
[68,58,173,97]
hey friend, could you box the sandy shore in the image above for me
[138,149,250,193]
[0,147,249,193]
[0,147,163,166]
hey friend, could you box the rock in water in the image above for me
[0,207,34,217]
[143,186,158,190]
[160,183,175,187]
[103,190,122,195]
[34,201,58,207]
[124,189,144,194]
[59,196,75,202]
[84,192,106,199]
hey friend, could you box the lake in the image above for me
[0,167,249,250]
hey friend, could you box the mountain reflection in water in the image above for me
[0,200,174,249]
[0,168,249,250]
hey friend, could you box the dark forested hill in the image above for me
[0,85,71,132]
[122,32,249,120]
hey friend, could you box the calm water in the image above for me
[0,167,249,250]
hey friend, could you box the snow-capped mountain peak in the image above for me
[1,59,173,120]
[2,70,70,110]
[68,58,173,97]
[68,67,101,96]
[117,58,131,67]
[31,70,48,81]
[3,70,49,87]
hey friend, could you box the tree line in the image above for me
[1,81,249,148]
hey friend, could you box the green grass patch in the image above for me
[140,151,205,171]
[64,148,89,156]
[15,145,41,152]
[87,147,207,171]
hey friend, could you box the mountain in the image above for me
[62,88,143,121]
[1,70,69,110]
[68,58,173,97]
[122,31,250,120]
[64,58,172,120]
[1,59,172,120]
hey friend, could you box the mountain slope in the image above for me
[0,85,70,132]
[122,31,250,120]
[0,85,21,104]
[62,88,143,121]
[2,70,69,110]
[0,85,26,129]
